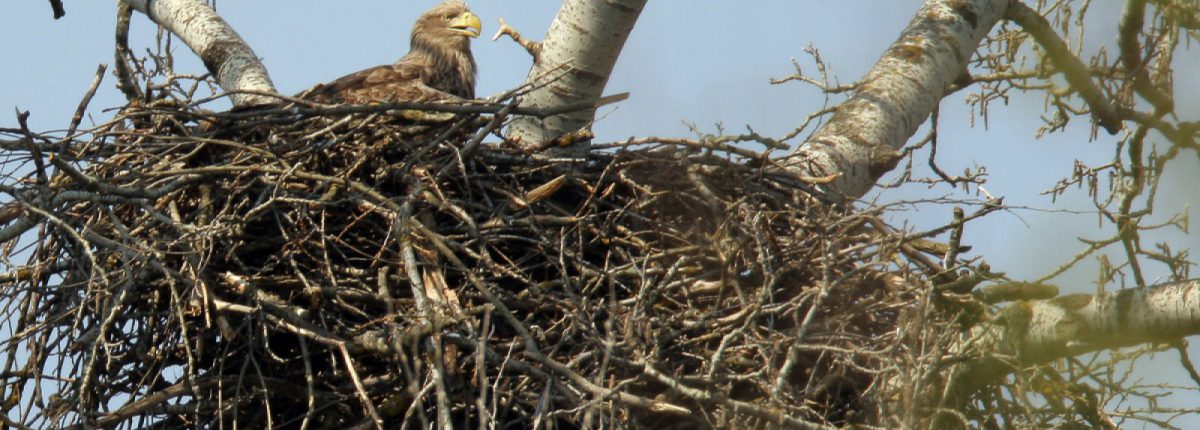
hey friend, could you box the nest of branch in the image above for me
[1,97,957,429]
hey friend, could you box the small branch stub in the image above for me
[492,18,542,62]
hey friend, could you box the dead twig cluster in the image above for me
[21,2,1197,423]
[0,82,978,429]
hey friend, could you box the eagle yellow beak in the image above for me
[449,12,482,38]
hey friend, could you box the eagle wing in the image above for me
[299,1,477,105]
[298,61,460,104]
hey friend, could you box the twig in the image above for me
[14,110,48,185]
[1117,0,1173,113]
[491,18,542,61]
[594,136,766,159]
[926,107,978,186]
[1174,341,1200,390]
[113,2,143,103]
[475,308,493,430]
[436,102,516,180]
[339,345,385,430]
[941,206,965,271]
[637,359,835,430]
[193,89,628,120]
[973,282,1058,304]
[298,337,317,430]
[66,64,108,141]
[1005,2,1123,134]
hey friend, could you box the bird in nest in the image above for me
[299,1,481,105]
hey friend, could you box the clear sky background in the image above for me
[2,1,1199,425]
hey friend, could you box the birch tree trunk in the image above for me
[937,280,1200,412]
[784,0,1194,422]
[780,0,1011,201]
[983,280,1200,367]
[506,0,647,154]
[122,0,277,107]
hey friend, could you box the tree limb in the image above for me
[781,0,1012,200]
[505,0,646,153]
[1005,2,1124,133]
[120,0,278,107]
[950,279,1200,401]
[1118,0,1174,112]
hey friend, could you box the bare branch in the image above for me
[491,18,541,61]
[1004,2,1124,134]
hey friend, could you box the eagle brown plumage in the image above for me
[300,1,481,104]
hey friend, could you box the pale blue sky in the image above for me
[2,1,1199,425]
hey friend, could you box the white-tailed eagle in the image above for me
[301,1,481,104]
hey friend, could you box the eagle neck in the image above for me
[408,37,477,99]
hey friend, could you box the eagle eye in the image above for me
[442,13,454,21]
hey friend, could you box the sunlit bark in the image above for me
[122,0,277,107]
[781,0,1010,200]
[505,0,646,154]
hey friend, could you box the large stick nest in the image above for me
[0,96,955,429]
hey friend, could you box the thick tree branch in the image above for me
[1019,281,1200,362]
[505,0,646,153]
[120,0,277,107]
[781,0,1012,200]
[949,279,1200,401]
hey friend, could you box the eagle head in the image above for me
[409,1,480,98]
[412,1,481,50]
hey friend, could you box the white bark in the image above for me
[984,279,1200,364]
[506,0,646,154]
[785,0,1200,416]
[939,279,1200,403]
[122,0,277,107]
[784,0,1199,386]
[782,0,1010,200]
[778,0,1200,371]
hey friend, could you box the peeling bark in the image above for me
[122,0,277,107]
